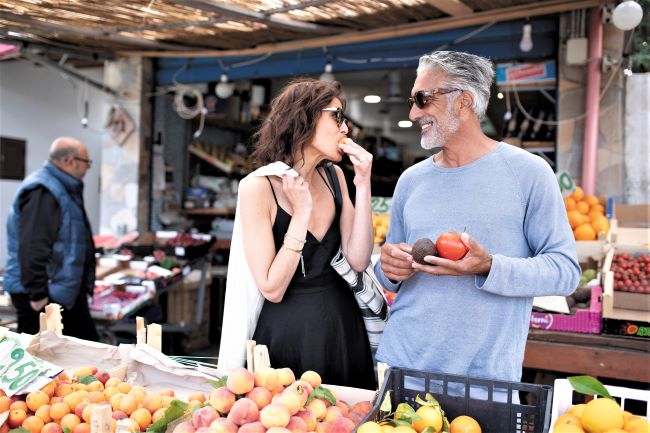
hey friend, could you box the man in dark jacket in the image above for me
[4,137,98,340]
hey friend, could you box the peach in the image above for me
[41,422,64,433]
[112,411,128,420]
[260,403,291,428]
[296,409,317,432]
[246,387,273,411]
[35,404,53,423]
[10,400,28,412]
[50,401,71,420]
[209,418,238,433]
[192,406,220,429]
[60,413,82,431]
[306,400,327,421]
[26,390,50,412]
[237,422,267,433]
[335,402,349,418]
[277,369,296,387]
[226,398,259,426]
[324,407,342,423]
[315,422,331,433]
[119,395,139,416]
[350,401,370,416]
[331,418,355,433]
[255,367,280,391]
[188,392,206,403]
[131,407,153,431]
[289,382,313,398]
[143,394,163,414]
[158,388,175,397]
[195,428,218,433]
[152,408,167,424]
[72,423,91,433]
[75,403,89,420]
[0,425,7,433]
[344,412,364,426]
[266,427,291,433]
[286,416,308,433]
[209,387,236,414]
[172,421,197,433]
[22,415,45,433]
[226,368,255,395]
[270,385,286,396]
[275,391,302,416]
[299,372,321,389]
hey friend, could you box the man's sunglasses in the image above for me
[321,107,346,127]
[408,88,462,110]
[74,156,93,167]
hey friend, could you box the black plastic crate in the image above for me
[362,367,552,433]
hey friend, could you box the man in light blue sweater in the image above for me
[374,51,580,383]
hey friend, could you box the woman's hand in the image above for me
[282,175,312,218]
[339,139,373,186]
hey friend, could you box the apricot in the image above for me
[208,387,236,414]
[255,367,280,391]
[35,404,52,423]
[227,368,255,395]
[60,413,82,431]
[87,390,106,404]
[152,408,167,424]
[72,422,91,433]
[237,422,267,433]
[81,404,97,424]
[187,392,206,403]
[50,401,71,420]
[131,407,153,431]
[40,381,57,398]
[116,382,132,394]
[41,422,64,433]
[172,421,197,433]
[112,411,128,420]
[209,418,238,433]
[63,391,87,411]
[306,399,327,421]
[277,368,296,387]
[55,383,74,398]
[22,415,45,433]
[157,388,175,397]
[260,403,291,428]
[246,387,273,410]
[10,400,28,412]
[26,390,50,412]
[286,416,308,433]
[0,396,11,412]
[192,406,220,429]
[119,395,139,416]
[75,403,89,420]
[226,398,259,426]
[105,378,122,388]
[142,394,164,414]
[299,372,321,389]
[296,409,317,431]
[0,424,7,433]
[85,381,104,392]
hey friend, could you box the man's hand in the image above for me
[380,242,415,282]
[30,297,49,312]
[412,232,492,276]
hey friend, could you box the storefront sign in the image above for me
[496,61,556,86]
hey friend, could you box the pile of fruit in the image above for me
[553,397,648,433]
[356,393,481,433]
[372,214,390,245]
[611,253,650,294]
[1,365,372,433]
[564,187,610,242]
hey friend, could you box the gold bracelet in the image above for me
[283,243,303,254]
[284,233,306,244]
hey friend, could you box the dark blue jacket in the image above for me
[4,162,95,309]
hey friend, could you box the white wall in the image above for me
[0,60,109,266]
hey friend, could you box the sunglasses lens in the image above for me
[416,91,426,109]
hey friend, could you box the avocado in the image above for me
[412,238,437,265]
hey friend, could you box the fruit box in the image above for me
[601,244,650,324]
[529,285,603,334]
[358,367,552,433]
[550,378,650,425]
[609,218,650,247]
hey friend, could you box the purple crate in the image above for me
[530,286,602,334]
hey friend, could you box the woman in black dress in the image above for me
[238,78,376,389]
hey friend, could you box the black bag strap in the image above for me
[323,164,343,209]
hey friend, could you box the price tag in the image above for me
[556,171,576,197]
[371,196,392,215]
[174,246,186,256]
[0,337,45,396]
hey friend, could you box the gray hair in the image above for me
[49,146,78,161]
[417,51,495,119]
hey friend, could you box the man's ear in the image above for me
[459,91,473,113]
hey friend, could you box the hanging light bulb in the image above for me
[319,62,335,82]
[215,73,234,99]
[613,1,643,31]
[519,23,533,52]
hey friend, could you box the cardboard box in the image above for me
[530,286,602,334]
[601,244,650,323]
[613,204,649,228]
[610,219,650,247]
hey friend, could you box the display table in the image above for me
[525,329,650,382]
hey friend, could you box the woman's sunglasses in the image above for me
[408,88,461,109]
[321,107,345,127]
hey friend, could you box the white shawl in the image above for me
[217,162,298,373]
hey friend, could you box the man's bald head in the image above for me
[49,137,91,180]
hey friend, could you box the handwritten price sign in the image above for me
[0,337,44,396]
[371,197,392,215]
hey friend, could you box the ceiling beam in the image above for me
[123,0,599,58]
[172,0,346,34]
[0,11,202,51]
[424,0,474,17]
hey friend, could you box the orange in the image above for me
[588,209,604,222]
[553,425,584,433]
[585,194,600,207]
[581,397,624,433]
[576,201,590,215]
[567,211,583,229]
[411,406,443,433]
[572,186,584,201]
[449,415,481,433]
[568,404,586,418]
[575,224,597,241]
[592,204,605,214]
[554,413,582,429]
[564,197,577,211]
[591,215,610,234]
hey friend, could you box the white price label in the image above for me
[0,337,45,396]
[174,246,186,256]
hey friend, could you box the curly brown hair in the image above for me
[251,78,346,167]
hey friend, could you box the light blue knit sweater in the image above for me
[374,142,580,383]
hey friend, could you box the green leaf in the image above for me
[9,428,31,433]
[568,376,612,399]
[305,386,336,406]
[421,427,436,433]
[393,420,413,428]
[77,375,98,385]
[393,403,420,424]
[63,428,71,433]
[146,400,190,433]
[379,391,392,414]
[441,417,451,433]
[206,376,227,389]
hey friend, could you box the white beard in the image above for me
[420,112,460,150]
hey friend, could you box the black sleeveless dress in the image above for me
[252,165,376,390]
